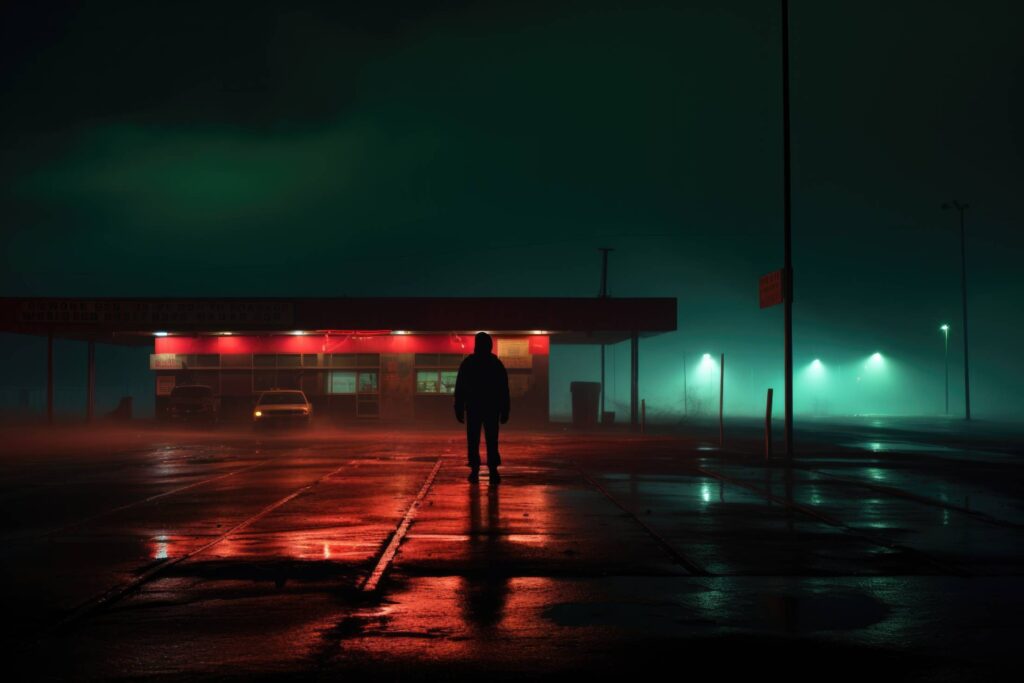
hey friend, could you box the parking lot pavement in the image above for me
[1,423,1022,680]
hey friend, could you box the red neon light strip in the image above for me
[155,334,549,355]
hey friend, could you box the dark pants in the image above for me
[466,410,501,469]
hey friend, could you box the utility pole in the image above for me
[719,353,725,447]
[942,201,971,420]
[598,247,614,423]
[941,324,950,415]
[781,0,794,455]
[682,353,688,417]
[598,247,613,299]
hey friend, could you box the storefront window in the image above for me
[417,370,457,394]
[416,370,439,393]
[358,371,378,393]
[329,371,357,394]
[440,371,457,394]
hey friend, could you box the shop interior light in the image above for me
[154,331,169,337]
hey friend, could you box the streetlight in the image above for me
[700,353,714,402]
[699,352,725,441]
[942,200,971,420]
[940,324,950,415]
[807,359,824,415]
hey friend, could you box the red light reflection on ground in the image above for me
[327,576,565,663]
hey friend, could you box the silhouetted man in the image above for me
[454,332,510,483]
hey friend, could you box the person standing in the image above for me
[454,332,510,483]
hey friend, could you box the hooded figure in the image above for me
[454,332,510,483]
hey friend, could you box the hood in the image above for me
[474,331,493,354]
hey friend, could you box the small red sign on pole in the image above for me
[759,270,785,308]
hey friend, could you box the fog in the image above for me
[1,1,1021,422]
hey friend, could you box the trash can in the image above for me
[570,381,601,427]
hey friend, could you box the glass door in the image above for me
[356,371,379,418]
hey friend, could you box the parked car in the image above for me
[167,385,220,423]
[252,390,313,429]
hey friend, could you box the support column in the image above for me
[47,329,54,425]
[87,340,96,422]
[630,332,639,430]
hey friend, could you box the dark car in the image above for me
[167,385,220,423]
[252,390,313,429]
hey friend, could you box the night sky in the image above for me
[1,0,1022,419]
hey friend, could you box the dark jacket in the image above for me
[454,347,510,418]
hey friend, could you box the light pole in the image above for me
[940,324,950,415]
[598,247,613,424]
[682,353,688,417]
[942,200,971,420]
[781,0,794,455]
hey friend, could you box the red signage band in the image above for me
[155,333,550,356]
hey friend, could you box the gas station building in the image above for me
[0,297,676,427]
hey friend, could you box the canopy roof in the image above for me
[0,297,676,346]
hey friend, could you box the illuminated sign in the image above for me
[150,354,183,370]
[497,338,532,368]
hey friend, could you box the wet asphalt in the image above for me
[0,419,1021,681]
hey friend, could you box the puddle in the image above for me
[843,441,1010,461]
[546,591,888,634]
[543,600,714,630]
[846,441,961,454]
[755,592,888,632]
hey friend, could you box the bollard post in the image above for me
[47,328,54,425]
[765,388,774,460]
[86,340,95,423]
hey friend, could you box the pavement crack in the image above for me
[574,461,712,577]
[359,458,444,593]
